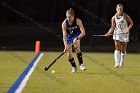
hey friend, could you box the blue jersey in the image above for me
[65,18,80,44]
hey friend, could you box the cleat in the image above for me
[119,62,124,67]
[80,64,86,71]
[114,65,119,68]
[71,67,77,73]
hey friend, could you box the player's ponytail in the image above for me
[66,8,74,16]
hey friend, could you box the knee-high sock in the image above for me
[120,52,126,64]
[114,50,120,65]
[76,52,83,65]
[69,58,76,67]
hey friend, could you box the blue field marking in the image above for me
[7,53,42,93]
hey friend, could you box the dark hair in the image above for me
[66,8,74,15]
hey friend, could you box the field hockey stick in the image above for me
[44,43,74,71]
[93,33,137,41]
[93,33,129,37]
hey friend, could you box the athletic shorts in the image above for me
[113,28,129,42]
[67,32,80,44]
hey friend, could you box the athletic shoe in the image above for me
[71,67,77,73]
[114,64,119,68]
[119,62,124,67]
[80,64,86,71]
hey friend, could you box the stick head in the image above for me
[44,67,48,71]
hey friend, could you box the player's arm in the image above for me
[62,21,67,50]
[76,18,86,39]
[125,13,133,34]
[105,16,115,36]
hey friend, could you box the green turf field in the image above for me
[0,51,140,93]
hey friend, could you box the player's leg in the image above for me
[114,40,121,67]
[120,42,127,67]
[74,39,86,71]
[74,39,82,64]
[67,47,77,73]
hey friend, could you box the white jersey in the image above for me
[113,13,129,42]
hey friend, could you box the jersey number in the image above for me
[70,30,73,34]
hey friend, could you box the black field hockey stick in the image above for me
[93,33,137,41]
[44,43,74,71]
[93,33,129,37]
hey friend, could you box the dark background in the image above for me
[0,0,140,52]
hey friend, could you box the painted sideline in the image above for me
[7,53,44,93]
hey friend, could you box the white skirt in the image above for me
[113,29,129,42]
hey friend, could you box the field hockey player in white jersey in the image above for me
[105,4,133,67]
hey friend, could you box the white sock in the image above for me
[114,50,120,66]
[120,52,126,66]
